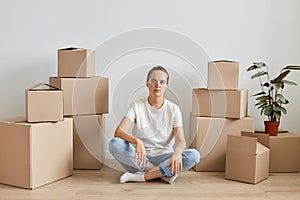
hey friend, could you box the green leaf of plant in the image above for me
[281,80,297,86]
[282,65,300,70]
[278,99,289,105]
[273,106,281,112]
[264,106,273,115]
[279,106,287,114]
[256,96,269,101]
[258,103,268,109]
[251,71,268,79]
[274,112,281,121]
[272,83,281,91]
[247,65,258,71]
[260,107,265,115]
[253,62,266,68]
[285,99,289,104]
[276,94,286,103]
[253,91,266,96]
[255,100,268,107]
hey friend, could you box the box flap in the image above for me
[227,135,257,155]
[27,83,61,91]
[211,60,238,63]
[241,131,270,147]
[256,142,269,154]
[58,47,82,51]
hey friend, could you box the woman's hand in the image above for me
[170,150,182,175]
[135,138,146,167]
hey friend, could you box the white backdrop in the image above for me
[1,0,300,158]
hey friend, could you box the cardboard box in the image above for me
[26,83,63,122]
[0,117,73,189]
[73,115,104,169]
[208,60,239,90]
[190,116,254,171]
[58,47,95,78]
[242,131,300,172]
[49,77,108,116]
[192,88,248,119]
[225,135,269,184]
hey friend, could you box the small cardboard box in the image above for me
[190,116,254,172]
[58,47,95,78]
[192,88,248,119]
[225,135,269,184]
[73,115,104,169]
[243,131,300,172]
[26,83,63,122]
[49,77,109,116]
[0,117,73,189]
[208,60,239,90]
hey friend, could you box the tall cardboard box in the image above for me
[0,117,73,189]
[49,77,108,116]
[192,88,248,119]
[208,60,239,90]
[26,83,63,122]
[58,47,95,78]
[73,115,104,169]
[242,131,300,172]
[190,116,254,171]
[225,135,269,184]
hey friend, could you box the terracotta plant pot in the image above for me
[264,121,280,136]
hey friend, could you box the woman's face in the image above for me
[146,70,168,98]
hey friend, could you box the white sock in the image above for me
[120,172,145,183]
[160,174,178,184]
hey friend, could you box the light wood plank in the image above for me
[0,166,299,200]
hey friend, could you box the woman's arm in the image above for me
[170,126,186,175]
[114,117,146,166]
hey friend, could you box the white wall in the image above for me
[1,0,300,152]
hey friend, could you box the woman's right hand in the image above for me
[135,138,146,167]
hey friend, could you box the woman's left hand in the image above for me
[170,151,182,175]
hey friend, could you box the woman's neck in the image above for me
[148,96,164,109]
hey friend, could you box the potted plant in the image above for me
[247,62,300,136]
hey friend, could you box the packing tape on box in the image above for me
[28,83,61,91]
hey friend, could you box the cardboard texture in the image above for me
[0,117,73,189]
[49,77,109,116]
[58,48,95,78]
[192,88,248,119]
[190,116,254,172]
[242,131,300,172]
[72,115,104,169]
[208,60,239,90]
[225,135,269,184]
[26,83,63,122]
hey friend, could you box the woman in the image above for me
[109,66,200,184]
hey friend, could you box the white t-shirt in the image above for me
[125,97,183,156]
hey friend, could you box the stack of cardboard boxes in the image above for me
[190,60,255,172]
[50,47,108,170]
[225,130,300,184]
[191,60,300,184]
[0,47,109,189]
[0,84,73,189]
[242,131,300,172]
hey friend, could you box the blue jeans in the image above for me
[109,137,200,178]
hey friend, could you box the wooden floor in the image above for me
[0,166,300,200]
